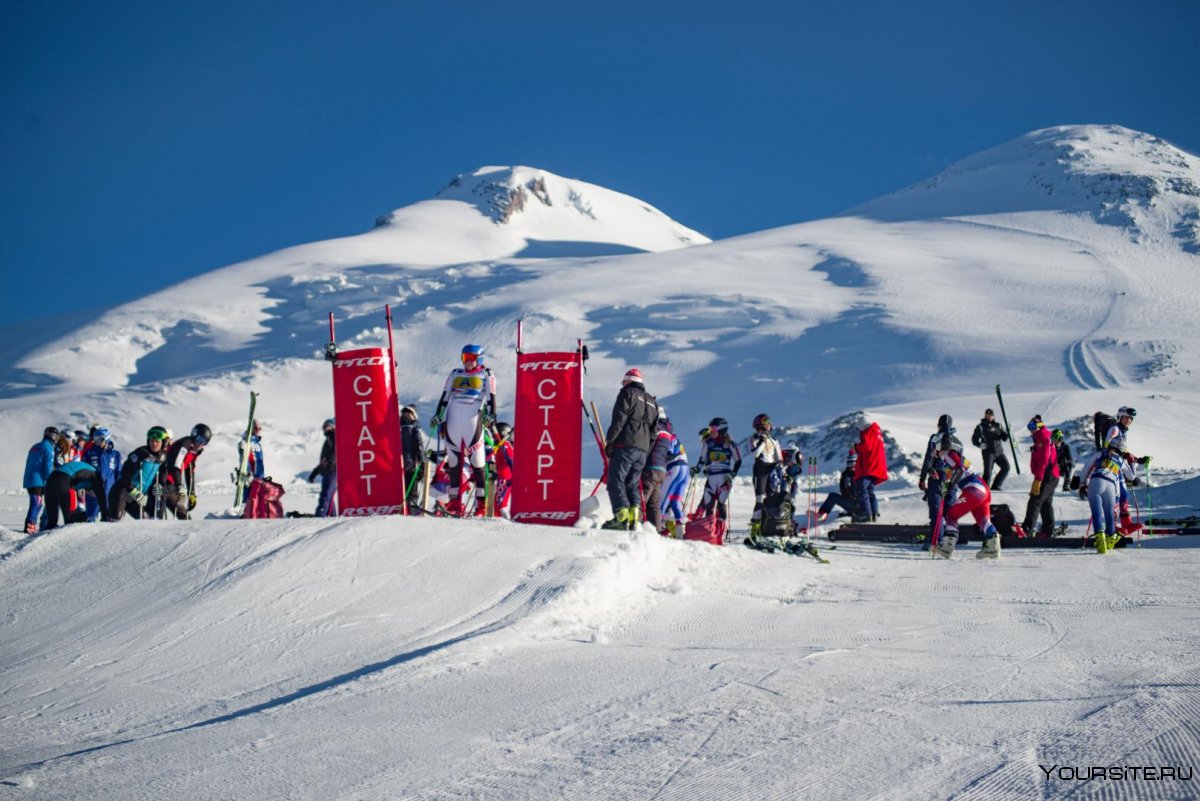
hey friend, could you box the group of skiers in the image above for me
[22,422,221,534]
[914,406,1149,559]
[596,369,892,540]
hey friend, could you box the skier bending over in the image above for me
[108,427,170,521]
[817,453,859,523]
[932,444,1001,560]
[432,344,497,518]
[692,418,741,522]
[748,414,783,536]
[43,462,109,530]
[1080,433,1139,554]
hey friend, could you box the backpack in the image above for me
[1093,412,1118,451]
[989,503,1016,537]
[243,478,285,519]
[760,492,795,537]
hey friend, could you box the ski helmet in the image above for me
[937,414,953,431]
[461,344,484,367]
[708,417,728,434]
[147,426,170,443]
[43,426,59,440]
[1118,406,1137,420]
[1051,429,1064,443]
[94,427,111,442]
[322,418,335,432]
[1027,415,1043,432]
[495,421,512,439]
[190,424,212,445]
[752,413,772,432]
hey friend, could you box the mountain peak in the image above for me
[849,124,1200,250]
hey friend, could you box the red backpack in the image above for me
[243,478,285,519]
[683,512,727,546]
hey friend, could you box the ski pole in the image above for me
[1143,457,1153,549]
[994,384,1022,475]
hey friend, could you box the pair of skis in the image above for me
[232,391,259,507]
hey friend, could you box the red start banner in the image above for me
[512,351,583,526]
[331,347,406,516]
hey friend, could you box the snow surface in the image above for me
[3,125,1200,798]
[3,483,1200,799]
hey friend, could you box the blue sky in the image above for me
[3,1,1198,324]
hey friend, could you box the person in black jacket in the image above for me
[970,409,1010,490]
[308,419,337,517]
[400,405,430,513]
[1053,429,1074,492]
[918,414,962,538]
[602,368,659,530]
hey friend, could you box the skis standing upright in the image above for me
[994,384,1022,475]
[232,391,259,507]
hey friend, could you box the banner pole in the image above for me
[385,305,407,515]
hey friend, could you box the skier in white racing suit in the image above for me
[431,344,497,517]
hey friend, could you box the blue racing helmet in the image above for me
[461,344,484,367]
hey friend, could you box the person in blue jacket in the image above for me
[83,428,122,522]
[43,462,109,530]
[23,427,59,533]
[108,426,169,521]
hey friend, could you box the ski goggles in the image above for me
[193,434,209,447]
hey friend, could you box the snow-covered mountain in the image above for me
[2,125,1199,492]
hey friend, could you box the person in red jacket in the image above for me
[491,422,515,518]
[852,421,889,522]
[1021,415,1060,537]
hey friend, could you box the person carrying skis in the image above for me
[400,405,431,514]
[931,442,1001,559]
[1079,433,1139,553]
[163,424,210,519]
[108,426,170,521]
[42,461,108,531]
[748,413,783,536]
[1020,416,1059,537]
[918,415,961,538]
[641,408,675,533]
[659,425,690,537]
[490,421,515,518]
[83,428,122,522]
[22,427,59,533]
[431,344,497,518]
[692,417,741,523]
[308,418,337,517]
[237,420,265,501]
[852,421,889,522]
[601,368,658,530]
[970,409,1011,490]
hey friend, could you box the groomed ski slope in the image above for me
[3,483,1199,800]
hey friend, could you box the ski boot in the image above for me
[445,497,464,517]
[601,508,631,530]
[936,527,958,559]
[472,499,488,518]
[1011,523,1027,538]
[627,507,641,532]
[749,520,762,537]
[664,520,678,538]
[976,527,1001,560]
[24,520,38,535]
[1094,533,1110,554]
[1105,532,1123,550]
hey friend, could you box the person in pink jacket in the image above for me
[852,422,889,521]
[1021,415,1060,537]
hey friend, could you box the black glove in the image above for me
[690,465,701,477]
[604,443,614,458]
[1128,477,1141,487]
[307,469,319,483]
